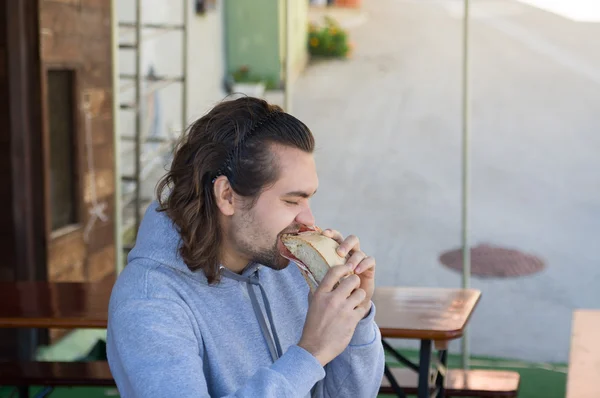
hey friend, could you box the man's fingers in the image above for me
[345,250,366,272]
[322,229,344,244]
[346,287,367,310]
[321,230,361,259]
[318,264,354,293]
[336,234,360,257]
[333,274,361,298]
[355,255,376,274]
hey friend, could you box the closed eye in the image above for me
[284,200,299,206]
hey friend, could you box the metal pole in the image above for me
[134,0,142,233]
[182,0,189,131]
[111,0,124,274]
[284,0,293,113]
[460,0,472,370]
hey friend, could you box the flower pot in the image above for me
[335,0,361,7]
[231,82,266,98]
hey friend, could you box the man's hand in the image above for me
[298,264,369,367]
[322,229,376,314]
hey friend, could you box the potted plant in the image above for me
[229,65,266,97]
[308,17,353,59]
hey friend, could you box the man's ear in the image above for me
[213,176,235,216]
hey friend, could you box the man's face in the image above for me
[230,144,318,271]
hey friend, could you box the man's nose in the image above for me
[295,205,315,228]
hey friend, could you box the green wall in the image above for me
[225,0,308,88]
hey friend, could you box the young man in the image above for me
[107,97,385,397]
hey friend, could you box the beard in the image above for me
[231,211,300,271]
[235,232,290,271]
[246,239,289,271]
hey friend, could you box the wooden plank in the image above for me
[380,368,520,397]
[0,15,16,281]
[40,33,82,65]
[39,2,79,36]
[82,0,111,10]
[43,0,81,6]
[86,220,115,254]
[0,0,18,360]
[90,114,115,146]
[2,0,49,361]
[0,280,112,329]
[39,2,81,63]
[87,244,115,282]
[79,7,111,40]
[373,287,481,341]
[39,0,115,287]
[48,228,86,282]
[566,310,600,398]
[84,168,114,203]
[5,0,47,282]
[0,361,114,386]
[83,87,107,117]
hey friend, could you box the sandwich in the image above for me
[279,230,351,293]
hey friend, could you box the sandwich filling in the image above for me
[277,236,320,289]
[278,228,349,292]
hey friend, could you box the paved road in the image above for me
[292,0,600,363]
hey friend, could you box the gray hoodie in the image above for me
[107,202,385,397]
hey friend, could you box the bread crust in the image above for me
[280,231,349,292]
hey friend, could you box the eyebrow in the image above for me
[282,189,317,199]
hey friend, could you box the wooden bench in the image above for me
[566,310,600,398]
[380,368,520,397]
[0,361,115,396]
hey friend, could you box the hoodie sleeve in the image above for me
[107,298,326,398]
[314,302,385,397]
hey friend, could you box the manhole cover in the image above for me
[439,244,545,278]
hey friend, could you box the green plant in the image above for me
[230,65,279,90]
[231,65,263,83]
[307,16,353,58]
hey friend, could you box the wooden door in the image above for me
[40,0,116,285]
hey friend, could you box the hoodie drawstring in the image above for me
[220,265,283,363]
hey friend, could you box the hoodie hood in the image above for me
[127,201,260,287]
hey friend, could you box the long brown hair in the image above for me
[156,97,315,284]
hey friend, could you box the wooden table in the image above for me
[566,309,600,398]
[0,280,112,329]
[373,287,482,398]
[0,280,114,398]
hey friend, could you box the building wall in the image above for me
[278,0,309,83]
[118,0,226,127]
[187,1,228,121]
[116,0,226,239]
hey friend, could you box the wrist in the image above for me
[298,341,328,367]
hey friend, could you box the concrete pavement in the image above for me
[292,0,600,363]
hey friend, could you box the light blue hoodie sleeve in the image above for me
[315,302,385,397]
[107,297,327,398]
